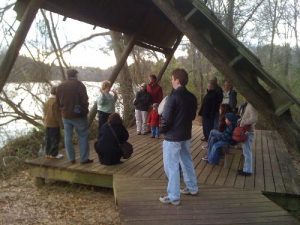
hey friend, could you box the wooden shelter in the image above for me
[0,0,300,152]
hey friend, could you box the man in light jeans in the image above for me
[159,68,198,206]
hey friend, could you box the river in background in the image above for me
[0,81,121,149]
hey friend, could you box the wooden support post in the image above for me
[108,34,136,84]
[88,34,136,126]
[157,35,183,82]
[0,0,44,93]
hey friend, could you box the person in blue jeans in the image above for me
[56,69,93,164]
[202,112,238,165]
[159,68,198,206]
[237,102,258,176]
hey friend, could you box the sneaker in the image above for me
[201,137,207,142]
[155,136,159,139]
[159,196,180,205]
[201,156,208,161]
[180,188,198,195]
[137,132,141,135]
[151,136,155,138]
[54,153,63,159]
[80,159,94,164]
[70,160,76,164]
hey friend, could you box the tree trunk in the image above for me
[110,31,135,127]
[225,0,235,34]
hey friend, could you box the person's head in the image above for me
[223,80,232,92]
[210,76,218,85]
[219,103,231,115]
[50,86,57,95]
[101,80,111,92]
[152,103,159,109]
[108,113,123,125]
[207,80,215,91]
[67,69,78,79]
[140,83,147,91]
[171,68,188,89]
[225,112,237,126]
[149,74,157,83]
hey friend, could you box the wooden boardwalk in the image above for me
[26,125,300,225]
[114,175,300,225]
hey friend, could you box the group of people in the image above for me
[43,68,258,206]
[158,71,258,206]
[133,74,163,137]
[199,78,258,177]
[43,70,164,165]
[43,69,129,165]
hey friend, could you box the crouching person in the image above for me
[95,113,129,165]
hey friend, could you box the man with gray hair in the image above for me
[56,69,93,164]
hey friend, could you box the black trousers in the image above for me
[202,117,215,140]
[45,127,60,156]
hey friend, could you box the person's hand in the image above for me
[111,89,117,95]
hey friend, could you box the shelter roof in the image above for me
[14,0,182,54]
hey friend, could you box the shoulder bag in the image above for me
[108,124,133,159]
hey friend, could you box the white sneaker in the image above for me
[55,153,64,159]
[180,188,198,195]
[159,196,180,205]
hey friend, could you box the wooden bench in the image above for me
[221,143,242,168]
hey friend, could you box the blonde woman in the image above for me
[96,80,118,137]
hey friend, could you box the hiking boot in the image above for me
[180,188,198,196]
[159,196,180,206]
[237,170,252,176]
[80,159,94,164]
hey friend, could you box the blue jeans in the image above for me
[242,132,254,173]
[63,117,90,162]
[163,140,198,201]
[207,129,222,150]
[208,140,228,164]
[151,126,159,137]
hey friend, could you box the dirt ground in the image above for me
[0,171,121,225]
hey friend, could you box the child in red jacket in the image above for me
[148,103,160,138]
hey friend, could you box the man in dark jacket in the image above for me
[159,68,198,206]
[56,69,93,164]
[198,81,219,141]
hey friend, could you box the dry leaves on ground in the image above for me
[0,171,121,225]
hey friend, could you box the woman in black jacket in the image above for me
[94,113,129,165]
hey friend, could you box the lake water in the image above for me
[0,81,119,149]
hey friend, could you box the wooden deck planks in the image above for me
[114,175,300,225]
[26,126,300,194]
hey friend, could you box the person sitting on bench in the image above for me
[202,112,237,165]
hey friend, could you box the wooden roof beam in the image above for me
[0,0,44,93]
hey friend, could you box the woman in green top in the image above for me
[97,80,118,138]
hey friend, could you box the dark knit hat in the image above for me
[225,112,238,124]
[67,69,78,78]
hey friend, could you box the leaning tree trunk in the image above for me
[110,31,135,127]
